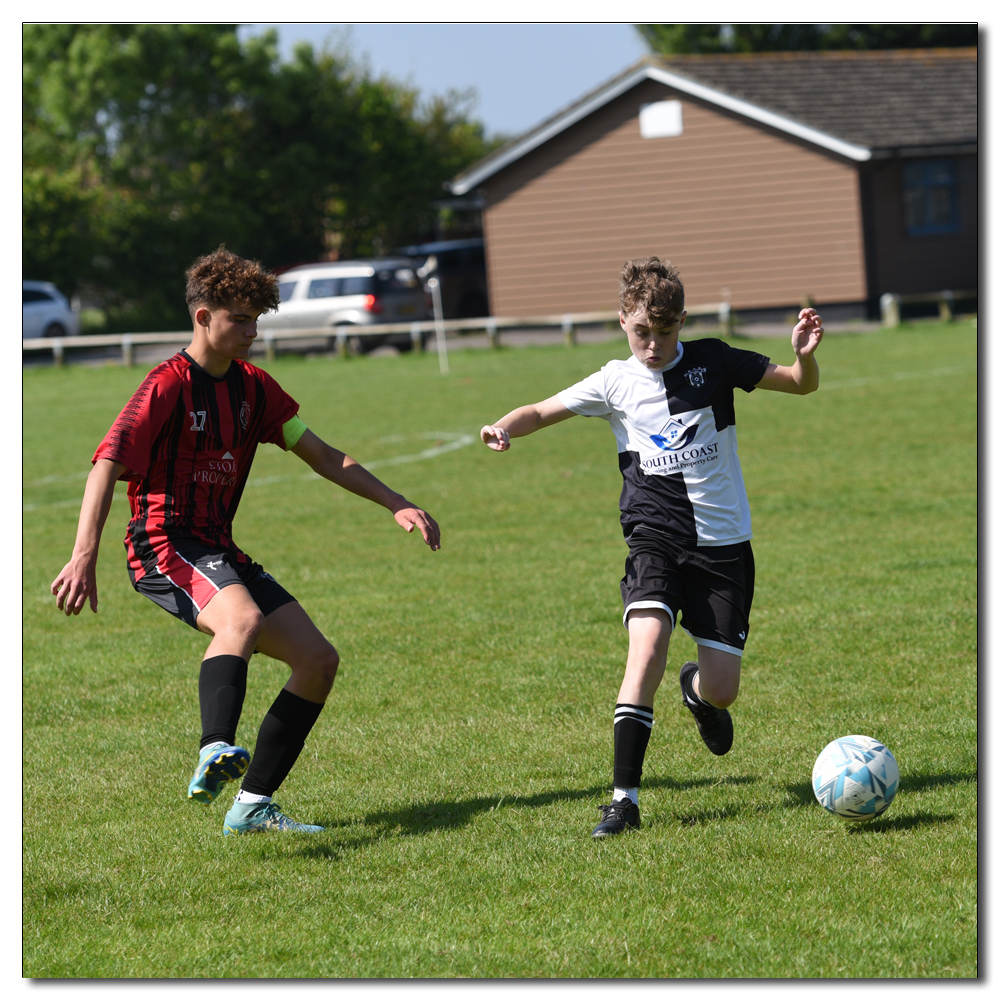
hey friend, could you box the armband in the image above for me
[282,414,308,450]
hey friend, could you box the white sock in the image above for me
[613,787,639,805]
[235,790,272,805]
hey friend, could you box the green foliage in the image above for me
[23,323,977,977]
[636,23,979,55]
[23,25,499,331]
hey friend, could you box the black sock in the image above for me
[241,689,325,796]
[613,703,654,788]
[199,655,248,749]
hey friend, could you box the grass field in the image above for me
[22,321,977,978]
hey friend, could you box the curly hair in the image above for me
[619,257,685,324]
[185,245,280,317]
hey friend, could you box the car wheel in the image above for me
[43,322,67,338]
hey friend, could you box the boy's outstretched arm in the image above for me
[291,429,440,550]
[480,395,575,452]
[51,458,127,615]
[755,307,824,395]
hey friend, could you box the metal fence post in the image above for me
[52,338,64,367]
[411,322,423,353]
[121,335,134,367]
[880,293,901,328]
[486,318,499,349]
[264,333,276,363]
[336,331,349,357]
[562,314,576,347]
[939,290,955,322]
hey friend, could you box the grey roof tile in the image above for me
[657,48,978,151]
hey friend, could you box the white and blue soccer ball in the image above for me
[812,735,899,820]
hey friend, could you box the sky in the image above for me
[238,23,649,139]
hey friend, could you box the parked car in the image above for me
[396,238,490,319]
[23,281,80,339]
[259,258,428,352]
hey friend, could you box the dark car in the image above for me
[396,239,490,319]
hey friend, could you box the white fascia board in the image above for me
[645,67,872,162]
[449,66,652,195]
[449,63,871,195]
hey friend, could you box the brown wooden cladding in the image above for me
[864,155,978,297]
[481,79,867,316]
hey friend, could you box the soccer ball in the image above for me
[812,735,899,821]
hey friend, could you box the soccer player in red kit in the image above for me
[51,246,440,836]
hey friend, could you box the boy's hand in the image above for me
[480,424,510,451]
[792,307,824,358]
[393,505,441,551]
[51,556,99,615]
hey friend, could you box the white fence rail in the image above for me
[880,289,977,327]
[23,302,734,368]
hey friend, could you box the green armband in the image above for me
[282,414,308,450]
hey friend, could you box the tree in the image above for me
[636,23,979,55]
[23,25,498,330]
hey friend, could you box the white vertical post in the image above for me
[411,322,423,353]
[428,277,448,375]
[718,302,732,338]
[264,333,275,363]
[562,314,576,347]
[486,317,499,349]
[52,338,64,367]
[121,335,134,367]
[880,293,901,328]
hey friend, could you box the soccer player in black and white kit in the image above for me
[480,258,823,838]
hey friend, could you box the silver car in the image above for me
[23,281,80,339]
[259,258,428,352]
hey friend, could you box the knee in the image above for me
[297,644,339,694]
[698,674,739,709]
[228,607,266,645]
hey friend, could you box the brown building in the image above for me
[448,49,978,320]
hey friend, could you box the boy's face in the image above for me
[194,302,261,362]
[620,307,687,370]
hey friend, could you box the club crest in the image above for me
[650,418,698,452]
[240,401,251,430]
[684,366,708,388]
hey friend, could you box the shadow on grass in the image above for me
[844,811,956,833]
[783,769,976,810]
[292,774,760,857]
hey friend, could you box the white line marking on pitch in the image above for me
[24,432,476,512]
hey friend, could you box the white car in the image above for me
[23,281,80,339]
[259,258,428,352]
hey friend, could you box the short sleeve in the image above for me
[92,365,179,480]
[254,368,300,448]
[721,342,770,393]
[557,370,612,417]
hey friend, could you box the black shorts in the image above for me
[130,539,297,631]
[620,525,755,656]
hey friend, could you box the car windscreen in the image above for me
[278,281,298,302]
[306,275,376,298]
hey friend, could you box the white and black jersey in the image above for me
[557,339,770,545]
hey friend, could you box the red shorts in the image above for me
[128,537,296,630]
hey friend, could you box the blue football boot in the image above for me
[187,743,251,805]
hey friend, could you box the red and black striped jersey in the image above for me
[93,350,299,579]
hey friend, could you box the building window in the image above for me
[639,100,683,139]
[902,159,960,235]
